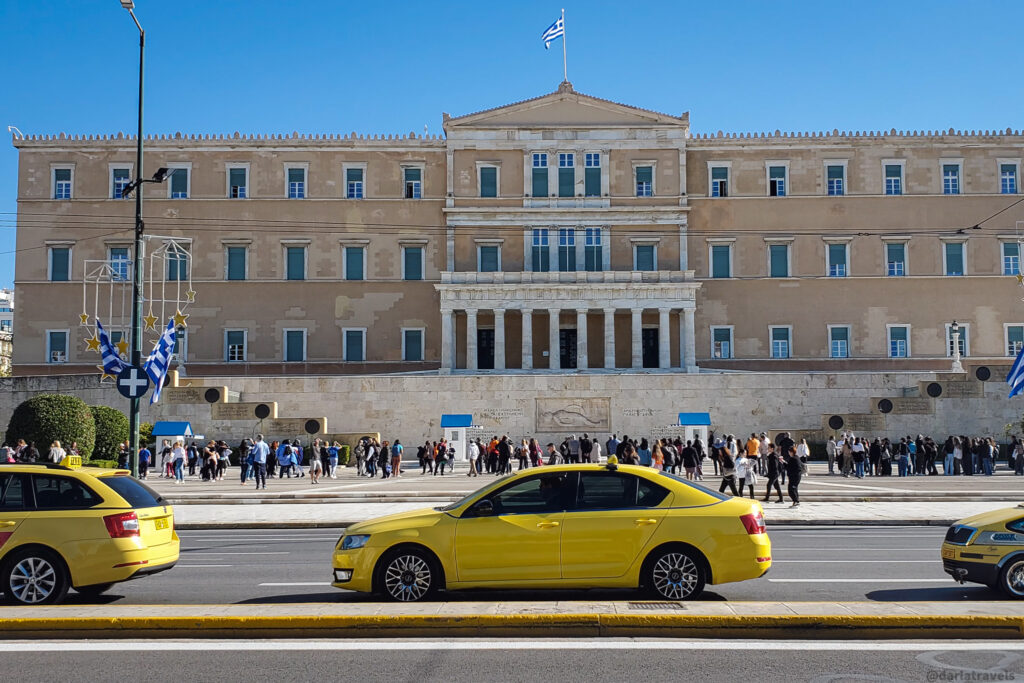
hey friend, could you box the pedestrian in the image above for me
[293,440,306,478]
[826,436,837,475]
[1015,437,1024,476]
[0,443,11,463]
[328,441,340,479]
[277,441,293,478]
[434,439,447,475]
[138,444,151,479]
[216,440,231,481]
[591,437,602,465]
[981,437,995,476]
[379,440,391,478]
[308,442,323,484]
[187,441,199,476]
[392,440,403,478]
[717,437,738,496]
[517,439,530,471]
[783,433,805,507]
[546,442,559,465]
[172,440,186,484]
[606,434,619,461]
[580,433,593,463]
[497,436,512,475]
[762,444,784,503]
[776,431,795,486]
[48,440,66,464]
[251,434,269,490]
[851,438,865,478]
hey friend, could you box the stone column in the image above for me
[576,308,588,370]
[658,307,671,369]
[440,308,454,373]
[603,307,616,369]
[494,308,506,370]
[631,308,643,369]
[466,308,478,371]
[521,308,533,370]
[548,308,561,370]
[683,307,697,373]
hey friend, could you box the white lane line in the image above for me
[258,582,333,587]
[793,480,913,492]
[175,564,233,568]
[771,560,933,563]
[7,640,1024,652]
[768,578,950,583]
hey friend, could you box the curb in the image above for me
[1,614,1021,640]
[174,519,958,530]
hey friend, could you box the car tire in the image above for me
[76,583,115,599]
[645,546,706,601]
[377,547,439,602]
[998,558,1024,599]
[2,547,70,605]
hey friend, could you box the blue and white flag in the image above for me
[1009,344,1024,398]
[541,16,564,49]
[96,320,127,376]
[143,318,176,404]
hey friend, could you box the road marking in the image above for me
[175,564,233,568]
[258,582,332,587]
[768,578,950,583]
[794,480,913,493]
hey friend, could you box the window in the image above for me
[109,247,130,281]
[479,166,497,198]
[584,153,601,197]
[112,167,131,199]
[32,475,99,509]
[284,329,306,362]
[768,243,790,277]
[226,330,247,362]
[287,167,306,199]
[711,327,733,359]
[346,167,364,199]
[1002,164,1018,194]
[826,164,845,196]
[402,328,424,362]
[577,471,640,509]
[768,165,787,197]
[634,244,656,271]
[558,228,576,272]
[531,153,549,197]
[48,247,70,282]
[558,153,575,198]
[710,166,728,197]
[944,242,965,276]
[635,166,653,197]
[888,325,909,358]
[53,167,72,199]
[827,242,848,277]
[100,475,166,509]
[487,473,575,515]
[770,327,791,359]
[946,323,969,357]
[167,252,188,281]
[1004,242,1021,276]
[169,167,189,198]
[829,326,850,358]
[886,243,906,276]
[531,229,550,272]
[478,245,500,272]
[710,244,731,278]
[226,246,247,281]
[286,246,306,281]
[47,330,68,364]
[942,163,961,195]
[1006,325,1024,357]
[343,328,365,362]
[0,320,11,333]
[344,246,364,281]
[228,166,247,198]
[884,163,903,195]
[404,167,422,199]
[584,228,603,271]
[402,246,423,281]
[0,474,26,510]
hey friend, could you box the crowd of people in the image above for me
[823,433,1020,478]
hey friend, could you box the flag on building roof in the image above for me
[1009,344,1024,398]
[143,318,176,404]
[96,320,127,376]
[541,16,564,49]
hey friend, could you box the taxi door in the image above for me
[560,471,670,579]
[0,473,30,554]
[454,473,575,583]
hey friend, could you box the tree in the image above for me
[140,422,154,448]
[6,394,95,459]
[90,405,129,461]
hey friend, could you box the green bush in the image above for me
[87,459,119,469]
[338,445,351,466]
[91,405,129,461]
[139,422,154,448]
[6,394,95,459]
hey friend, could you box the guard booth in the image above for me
[440,414,473,462]
[150,421,197,447]
[677,412,711,445]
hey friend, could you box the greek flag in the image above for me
[96,320,127,376]
[541,16,564,49]
[144,318,176,404]
[1009,345,1024,398]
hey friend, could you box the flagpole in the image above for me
[561,8,567,82]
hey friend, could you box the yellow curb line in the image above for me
[1,614,1023,639]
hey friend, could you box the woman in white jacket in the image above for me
[48,440,66,464]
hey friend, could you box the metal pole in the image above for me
[128,22,145,478]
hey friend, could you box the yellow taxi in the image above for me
[942,505,1024,598]
[0,459,179,604]
[332,460,771,601]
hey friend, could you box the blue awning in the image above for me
[152,421,194,437]
[440,414,473,428]
[678,412,711,426]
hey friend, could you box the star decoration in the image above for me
[185,289,196,303]
[79,313,90,326]
[84,335,101,352]
[1016,273,1023,286]
[173,309,189,327]
[116,339,129,356]
[96,365,116,383]
[143,313,159,331]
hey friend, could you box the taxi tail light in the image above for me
[104,511,140,538]
[740,512,766,535]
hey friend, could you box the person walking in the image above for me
[392,440,403,478]
[783,435,805,507]
[308,442,324,484]
[48,440,66,464]
[517,439,530,471]
[762,444,785,503]
[138,444,151,479]
[172,440,186,484]
[717,437,739,496]
[826,436,837,475]
[580,434,593,463]
[328,442,340,479]
[251,435,269,490]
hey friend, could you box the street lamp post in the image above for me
[951,320,964,373]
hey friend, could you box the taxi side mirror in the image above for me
[470,499,494,517]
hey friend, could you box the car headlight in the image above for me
[341,534,371,550]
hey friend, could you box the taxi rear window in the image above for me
[659,472,731,502]
[100,475,167,509]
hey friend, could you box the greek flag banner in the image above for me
[1008,344,1024,398]
[96,320,127,376]
[144,318,176,404]
[542,16,564,49]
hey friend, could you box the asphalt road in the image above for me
[56,525,1004,606]
[6,639,1024,683]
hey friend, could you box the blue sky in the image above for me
[2,1,1023,289]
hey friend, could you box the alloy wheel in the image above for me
[9,556,57,604]
[651,552,700,600]
[1004,560,1024,597]
[383,554,432,601]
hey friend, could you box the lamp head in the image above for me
[120,1,135,9]
[952,320,960,333]
[151,167,174,183]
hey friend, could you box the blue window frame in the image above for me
[287,168,305,199]
[531,229,550,272]
[1002,164,1018,194]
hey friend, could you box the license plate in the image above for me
[941,547,954,560]
[154,517,169,531]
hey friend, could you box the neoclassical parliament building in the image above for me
[12,82,1024,378]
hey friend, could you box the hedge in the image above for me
[6,394,95,459]
[140,422,154,448]
[87,459,119,469]
[91,405,129,461]
[338,445,351,466]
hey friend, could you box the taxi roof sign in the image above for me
[62,455,83,468]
